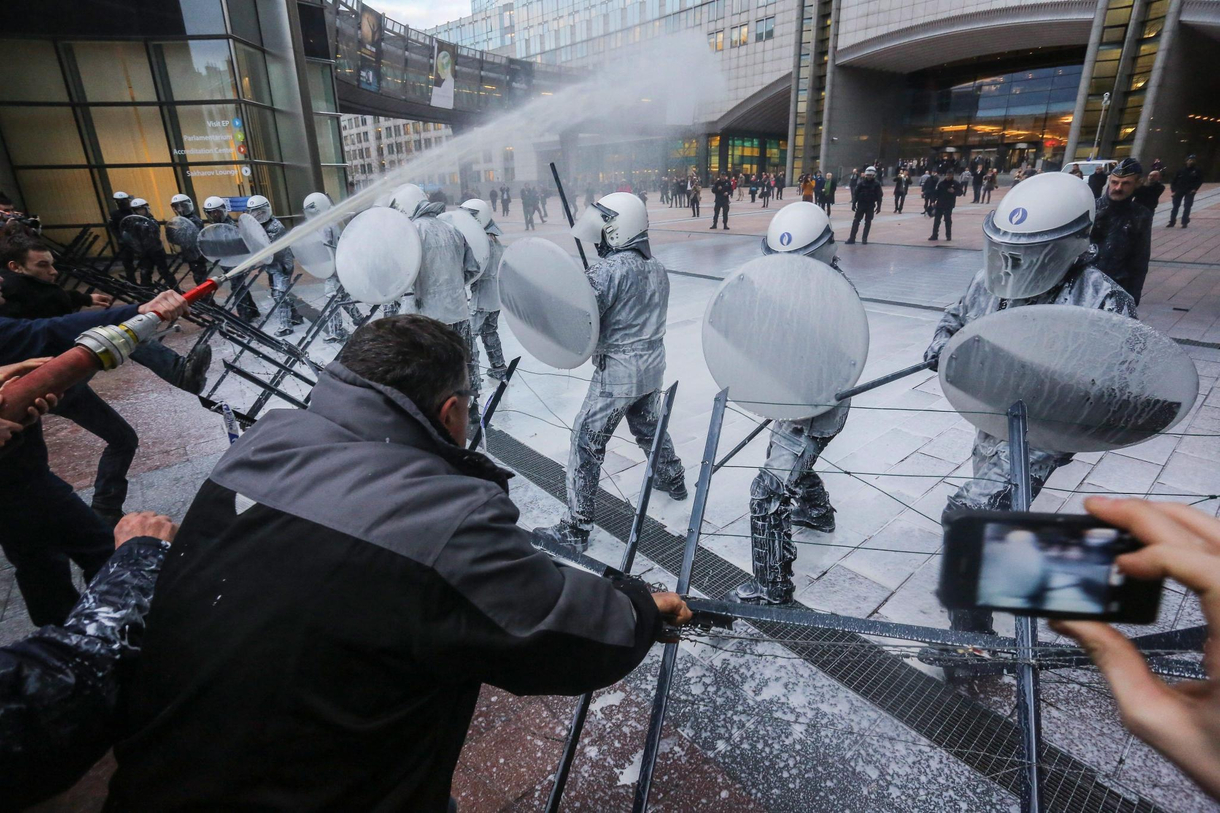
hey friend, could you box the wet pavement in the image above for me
[7,185,1220,812]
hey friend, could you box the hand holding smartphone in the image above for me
[939,510,1163,623]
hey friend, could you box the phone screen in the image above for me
[976,521,1134,615]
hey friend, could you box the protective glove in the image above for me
[923,345,940,372]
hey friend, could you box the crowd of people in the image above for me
[0,147,1215,809]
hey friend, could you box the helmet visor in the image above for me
[983,233,1089,299]
[249,205,271,224]
[572,203,610,244]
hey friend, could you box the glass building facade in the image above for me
[0,0,344,251]
[895,49,1086,172]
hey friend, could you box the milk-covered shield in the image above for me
[941,305,1199,451]
[165,216,200,252]
[499,237,599,369]
[335,207,422,304]
[236,213,270,255]
[439,209,491,283]
[702,255,870,420]
[199,223,250,267]
[293,226,336,279]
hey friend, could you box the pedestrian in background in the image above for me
[1134,170,1165,215]
[775,171,785,200]
[893,172,909,213]
[928,169,962,242]
[1068,164,1084,179]
[921,170,939,216]
[801,174,814,203]
[1088,165,1108,198]
[711,171,732,229]
[972,166,984,202]
[760,174,772,209]
[822,172,838,216]
[848,168,860,206]
[749,174,759,203]
[845,167,881,244]
[689,180,701,218]
[1168,154,1204,228]
[982,169,997,203]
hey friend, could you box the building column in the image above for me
[1131,0,1185,160]
[1065,0,1110,160]
[817,0,843,172]
[785,0,807,180]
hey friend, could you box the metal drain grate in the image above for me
[486,426,1161,813]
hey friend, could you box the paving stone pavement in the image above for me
[7,188,1220,811]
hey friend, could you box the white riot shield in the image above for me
[199,223,251,268]
[335,206,422,304]
[941,304,1199,452]
[165,216,200,252]
[702,255,870,420]
[236,213,270,254]
[439,209,491,283]
[293,226,336,279]
[499,237,599,369]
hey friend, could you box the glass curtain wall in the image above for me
[897,50,1086,173]
[0,2,335,251]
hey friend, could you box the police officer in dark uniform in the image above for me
[710,171,732,229]
[107,191,137,284]
[845,166,883,244]
[1168,154,1204,228]
[1091,157,1152,305]
[928,169,963,241]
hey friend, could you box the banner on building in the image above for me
[358,4,382,92]
[431,40,456,110]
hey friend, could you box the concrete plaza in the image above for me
[9,183,1220,812]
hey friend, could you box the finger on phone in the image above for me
[1085,497,1206,551]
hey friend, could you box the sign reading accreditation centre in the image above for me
[430,41,456,110]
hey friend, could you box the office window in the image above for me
[755,16,774,41]
[730,23,748,47]
[234,43,272,104]
[0,40,69,102]
[157,40,238,101]
[0,107,87,165]
[91,106,172,165]
[708,29,724,51]
[16,169,101,225]
[71,42,158,102]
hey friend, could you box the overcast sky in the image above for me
[373,0,473,29]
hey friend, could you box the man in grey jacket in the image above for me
[109,315,691,811]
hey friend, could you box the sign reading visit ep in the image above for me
[431,41,456,110]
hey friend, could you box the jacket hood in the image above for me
[310,362,512,490]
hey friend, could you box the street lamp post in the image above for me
[1090,91,1111,160]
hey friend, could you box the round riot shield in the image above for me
[439,209,491,283]
[293,226,336,279]
[120,214,160,253]
[940,304,1199,452]
[236,213,270,254]
[165,216,200,251]
[702,254,870,420]
[199,223,251,268]
[335,207,422,304]
[499,237,599,369]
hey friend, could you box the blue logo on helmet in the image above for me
[1009,207,1028,226]
[779,231,793,246]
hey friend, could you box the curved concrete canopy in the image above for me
[714,73,793,136]
[836,1,1095,73]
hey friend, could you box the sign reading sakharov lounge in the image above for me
[431,40,456,110]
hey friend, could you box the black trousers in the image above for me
[712,199,729,227]
[139,250,177,289]
[932,207,953,239]
[894,192,906,212]
[848,207,874,241]
[1170,192,1197,225]
[52,384,139,514]
[0,468,114,626]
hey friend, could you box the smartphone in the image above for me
[939,511,1162,623]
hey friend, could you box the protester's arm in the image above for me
[66,289,94,310]
[418,493,682,696]
[1054,497,1220,802]
[0,513,175,808]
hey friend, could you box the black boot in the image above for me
[791,504,835,533]
[655,475,688,501]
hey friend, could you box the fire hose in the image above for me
[0,271,240,424]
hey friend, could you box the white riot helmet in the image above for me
[762,201,836,265]
[388,183,427,218]
[203,195,230,223]
[982,172,1095,300]
[246,194,272,224]
[459,198,503,235]
[170,193,194,217]
[130,198,150,214]
[303,191,333,220]
[572,191,648,251]
[113,191,131,204]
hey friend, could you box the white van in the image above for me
[1062,159,1117,176]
